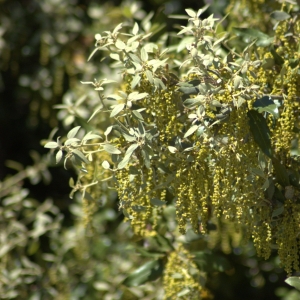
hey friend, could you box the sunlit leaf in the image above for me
[185,8,196,18]
[184,124,199,138]
[285,277,300,291]
[65,138,81,146]
[83,132,102,141]
[103,144,121,154]
[56,150,63,164]
[131,74,141,89]
[118,143,139,169]
[102,160,110,169]
[67,126,81,139]
[110,104,125,117]
[44,142,58,149]
[115,39,126,50]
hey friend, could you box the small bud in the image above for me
[127,100,132,109]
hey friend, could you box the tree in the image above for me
[2,0,300,299]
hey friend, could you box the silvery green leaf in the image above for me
[103,144,121,154]
[56,150,63,164]
[65,138,81,146]
[72,149,89,164]
[229,62,240,68]
[196,126,205,137]
[75,95,87,106]
[83,132,102,141]
[117,156,130,169]
[110,53,120,61]
[118,90,128,98]
[129,53,141,64]
[183,98,201,108]
[159,48,169,57]
[88,104,103,122]
[128,92,148,101]
[128,34,141,44]
[104,126,113,136]
[144,43,158,53]
[270,11,290,21]
[132,22,139,35]
[129,41,139,51]
[87,153,93,162]
[101,79,117,85]
[107,94,123,101]
[184,125,199,138]
[44,142,58,149]
[241,64,248,74]
[145,70,154,84]
[141,32,152,40]
[141,47,148,61]
[177,288,190,297]
[237,96,246,108]
[102,160,110,169]
[234,76,242,89]
[132,110,144,121]
[112,23,123,34]
[185,8,196,17]
[197,105,205,117]
[149,58,168,72]
[122,132,136,142]
[131,74,141,89]
[183,146,194,152]
[115,39,126,50]
[211,100,222,107]
[177,36,194,52]
[213,35,227,47]
[197,5,209,16]
[110,103,125,117]
[125,143,139,156]
[67,126,81,139]
[153,77,166,89]
[188,113,197,119]
[88,48,99,61]
[168,146,178,153]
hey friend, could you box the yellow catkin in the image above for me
[276,200,300,275]
[163,243,204,299]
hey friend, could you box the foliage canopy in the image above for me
[2,0,300,299]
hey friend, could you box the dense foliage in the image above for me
[2,0,300,299]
